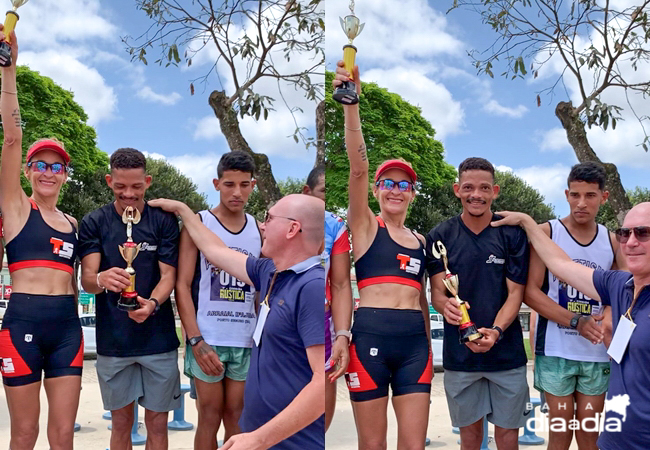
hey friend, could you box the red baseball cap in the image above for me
[26,139,70,165]
[374,159,417,183]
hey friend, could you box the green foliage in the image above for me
[597,187,650,230]
[246,176,306,222]
[144,157,209,213]
[324,70,457,218]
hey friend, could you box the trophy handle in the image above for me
[134,243,142,260]
[357,23,365,35]
[118,244,126,260]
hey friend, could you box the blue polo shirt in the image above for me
[593,270,650,450]
[240,255,325,450]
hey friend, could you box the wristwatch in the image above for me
[491,326,504,343]
[569,314,582,329]
[188,335,204,347]
[149,298,160,316]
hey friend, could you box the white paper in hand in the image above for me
[253,303,270,347]
[607,315,636,364]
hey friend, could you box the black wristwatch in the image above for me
[491,326,504,343]
[149,297,160,316]
[569,314,582,329]
[188,335,204,347]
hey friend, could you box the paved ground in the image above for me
[0,355,575,449]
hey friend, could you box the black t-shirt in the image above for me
[425,214,529,372]
[78,203,180,357]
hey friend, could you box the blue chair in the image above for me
[168,383,194,431]
[519,397,545,445]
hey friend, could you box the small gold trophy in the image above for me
[117,206,142,311]
[0,0,29,67]
[431,241,483,343]
[332,0,364,105]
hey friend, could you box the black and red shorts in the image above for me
[345,307,432,402]
[0,293,83,387]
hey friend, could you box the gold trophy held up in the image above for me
[332,0,364,105]
[431,241,483,343]
[0,0,29,67]
[117,206,142,311]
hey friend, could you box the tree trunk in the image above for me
[555,101,631,225]
[315,100,325,168]
[209,90,282,207]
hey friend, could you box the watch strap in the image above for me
[149,297,160,315]
[189,335,204,347]
[335,330,352,341]
[491,326,504,343]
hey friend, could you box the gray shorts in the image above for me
[444,365,529,429]
[96,350,181,412]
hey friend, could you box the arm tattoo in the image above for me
[11,108,20,128]
[357,143,367,161]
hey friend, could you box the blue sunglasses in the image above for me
[27,160,67,174]
[375,179,413,192]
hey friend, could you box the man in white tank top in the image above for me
[175,152,262,449]
[525,162,626,450]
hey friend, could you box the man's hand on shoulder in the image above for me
[148,198,191,218]
[491,211,535,230]
[127,296,156,323]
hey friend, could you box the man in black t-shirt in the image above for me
[78,148,180,450]
[426,157,529,450]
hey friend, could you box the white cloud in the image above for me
[483,100,528,118]
[19,0,117,50]
[142,151,168,161]
[137,86,182,106]
[363,68,464,140]
[20,50,117,126]
[539,128,570,152]
[193,116,223,141]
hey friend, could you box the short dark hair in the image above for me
[217,151,256,178]
[567,162,606,190]
[110,148,147,171]
[458,157,495,180]
[306,165,325,190]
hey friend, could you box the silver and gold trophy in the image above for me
[0,0,29,67]
[431,241,483,343]
[332,0,364,105]
[117,207,142,311]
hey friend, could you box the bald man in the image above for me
[150,195,325,450]
[493,203,650,450]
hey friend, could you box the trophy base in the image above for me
[0,42,12,67]
[333,81,359,105]
[117,293,139,311]
[459,322,483,343]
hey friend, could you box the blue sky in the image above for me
[326,0,649,219]
[17,0,320,208]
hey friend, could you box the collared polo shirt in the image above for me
[240,255,325,449]
[593,270,650,450]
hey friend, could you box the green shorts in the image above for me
[184,345,251,383]
[534,354,610,397]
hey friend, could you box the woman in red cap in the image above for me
[334,61,432,448]
[0,30,82,450]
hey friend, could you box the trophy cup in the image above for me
[117,206,142,311]
[332,0,364,105]
[431,241,483,343]
[0,0,29,67]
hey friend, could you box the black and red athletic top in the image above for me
[5,199,78,275]
[355,216,426,291]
